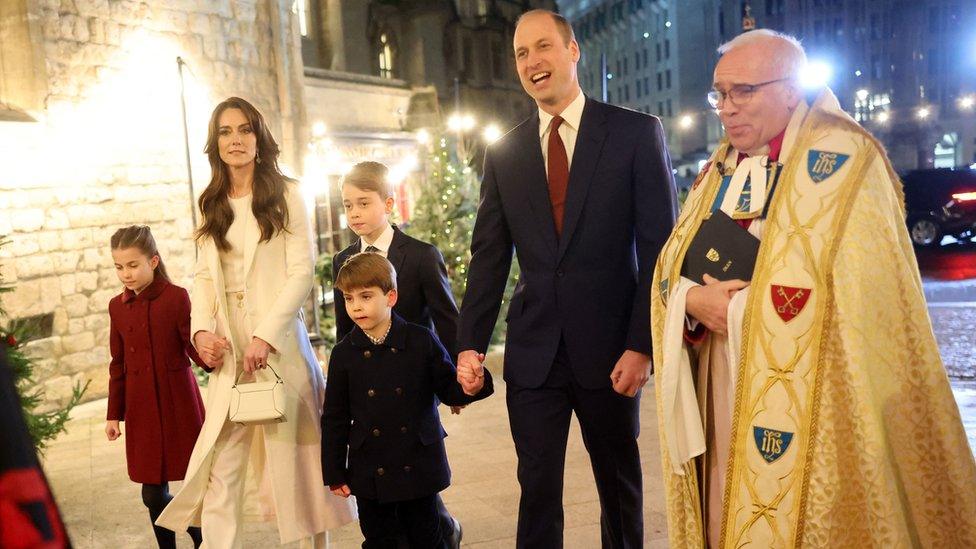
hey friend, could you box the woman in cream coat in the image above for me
[156,97,355,547]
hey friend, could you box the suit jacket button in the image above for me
[372,428,381,437]
[395,387,403,395]
[364,350,372,358]
[377,467,385,476]
[556,269,564,277]
[400,426,407,434]
[403,465,412,473]
[391,348,398,354]
[367,389,376,397]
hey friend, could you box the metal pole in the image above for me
[177,57,197,232]
[601,52,608,103]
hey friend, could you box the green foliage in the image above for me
[404,134,518,346]
[1,245,89,450]
[315,253,337,348]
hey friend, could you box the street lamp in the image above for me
[877,111,890,124]
[483,124,502,143]
[960,95,975,110]
[678,114,694,130]
[800,59,832,89]
[917,107,931,120]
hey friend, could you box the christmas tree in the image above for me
[1,241,88,450]
[406,135,480,304]
[405,133,519,344]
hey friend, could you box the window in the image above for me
[378,33,394,79]
[656,43,661,62]
[657,72,662,91]
[667,99,672,117]
[625,85,630,102]
[658,101,664,115]
[643,48,648,67]
[666,70,671,89]
[637,81,642,98]
[664,39,670,59]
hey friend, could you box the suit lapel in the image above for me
[558,98,607,261]
[387,227,408,275]
[519,113,559,257]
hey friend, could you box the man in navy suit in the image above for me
[456,9,678,548]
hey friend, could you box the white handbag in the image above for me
[228,364,287,425]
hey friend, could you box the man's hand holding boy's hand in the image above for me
[456,350,486,396]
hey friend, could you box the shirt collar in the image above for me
[347,312,408,350]
[735,128,788,164]
[360,223,395,254]
[120,276,167,304]
[538,88,586,139]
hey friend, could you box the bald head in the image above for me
[712,30,805,154]
[717,29,807,81]
[516,9,575,46]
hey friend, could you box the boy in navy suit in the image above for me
[333,161,458,357]
[322,253,492,548]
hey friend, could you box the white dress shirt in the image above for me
[538,88,585,176]
[359,224,395,258]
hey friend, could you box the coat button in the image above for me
[364,350,372,358]
[130,347,135,353]
[367,389,376,397]
[403,465,412,473]
[556,269,564,277]
[395,387,403,395]
[372,428,381,437]
[377,467,385,476]
[391,348,398,354]
[400,426,407,434]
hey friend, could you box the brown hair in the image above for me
[516,9,576,45]
[341,161,394,199]
[110,225,171,283]
[196,97,290,251]
[335,252,397,293]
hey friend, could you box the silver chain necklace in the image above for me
[365,321,392,346]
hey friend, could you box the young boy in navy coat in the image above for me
[322,253,493,548]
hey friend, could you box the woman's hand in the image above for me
[194,331,229,369]
[243,337,275,373]
[105,420,121,441]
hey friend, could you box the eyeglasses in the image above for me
[707,77,792,109]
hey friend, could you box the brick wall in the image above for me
[0,0,305,405]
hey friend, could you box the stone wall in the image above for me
[0,0,305,406]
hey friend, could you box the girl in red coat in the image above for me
[105,225,207,548]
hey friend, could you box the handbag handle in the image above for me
[233,363,283,387]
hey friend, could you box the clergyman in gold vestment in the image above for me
[651,29,976,548]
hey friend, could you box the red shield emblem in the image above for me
[770,285,811,322]
[692,161,712,190]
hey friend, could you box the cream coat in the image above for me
[156,182,356,543]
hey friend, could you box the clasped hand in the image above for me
[685,273,749,335]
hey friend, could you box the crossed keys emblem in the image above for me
[770,284,812,322]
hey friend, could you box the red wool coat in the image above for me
[106,277,207,484]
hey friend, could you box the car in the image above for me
[902,168,976,247]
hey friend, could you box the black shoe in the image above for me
[445,516,462,549]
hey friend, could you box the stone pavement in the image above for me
[42,358,976,548]
[41,354,670,548]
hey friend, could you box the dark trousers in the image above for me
[142,483,202,549]
[506,343,643,548]
[357,493,447,549]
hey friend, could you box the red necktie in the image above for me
[547,116,569,235]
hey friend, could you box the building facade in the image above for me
[0,0,553,405]
[560,0,976,172]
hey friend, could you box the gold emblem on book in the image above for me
[706,248,720,262]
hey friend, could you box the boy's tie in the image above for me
[547,116,569,235]
[364,245,379,253]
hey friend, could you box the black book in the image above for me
[681,210,760,283]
